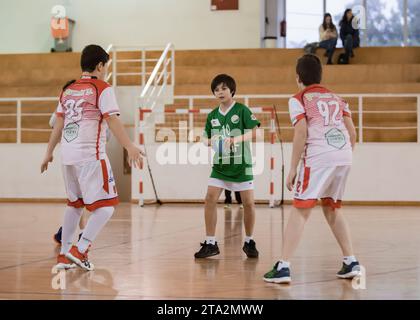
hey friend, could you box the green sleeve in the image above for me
[203,114,212,139]
[243,106,261,129]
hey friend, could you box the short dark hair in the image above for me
[211,74,236,97]
[80,44,109,72]
[296,54,322,86]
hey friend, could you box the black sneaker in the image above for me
[53,227,82,245]
[243,240,259,258]
[53,227,62,245]
[263,261,291,284]
[194,241,220,259]
[336,261,361,279]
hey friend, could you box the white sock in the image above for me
[79,228,84,234]
[277,260,290,270]
[244,235,253,243]
[205,236,216,245]
[77,206,114,254]
[60,206,83,255]
[343,255,357,265]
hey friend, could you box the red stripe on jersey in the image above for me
[67,198,84,208]
[56,112,64,118]
[343,111,351,117]
[293,199,317,208]
[293,113,306,126]
[85,197,119,212]
[96,116,103,160]
[321,198,342,209]
[302,167,311,194]
[293,84,330,106]
[100,159,109,194]
[102,110,120,119]
[58,90,65,107]
[78,78,111,108]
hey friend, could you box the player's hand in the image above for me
[127,145,144,169]
[286,169,297,191]
[224,137,235,152]
[41,153,53,173]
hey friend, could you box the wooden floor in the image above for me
[0,203,419,300]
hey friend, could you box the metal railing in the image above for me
[0,97,58,143]
[105,44,174,88]
[139,43,174,109]
[172,93,420,143]
[0,93,418,144]
[137,43,175,146]
[0,43,176,144]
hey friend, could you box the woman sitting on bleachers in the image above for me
[318,13,338,65]
[339,9,360,64]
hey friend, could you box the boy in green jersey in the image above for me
[194,74,261,259]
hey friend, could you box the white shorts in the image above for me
[208,178,254,192]
[293,165,351,209]
[62,156,119,212]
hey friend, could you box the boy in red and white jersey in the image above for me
[41,45,144,271]
[264,54,360,284]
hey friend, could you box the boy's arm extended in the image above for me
[41,116,64,173]
[344,116,357,150]
[287,118,307,191]
[106,115,145,168]
[231,127,262,144]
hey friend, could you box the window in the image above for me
[407,0,420,45]
[365,0,404,46]
[286,0,323,48]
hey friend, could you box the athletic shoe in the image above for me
[194,241,220,258]
[53,227,62,245]
[53,226,83,245]
[65,245,94,271]
[336,261,361,279]
[55,254,76,270]
[263,261,291,284]
[239,204,244,209]
[242,239,259,258]
[224,204,231,209]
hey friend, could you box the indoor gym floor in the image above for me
[0,203,419,299]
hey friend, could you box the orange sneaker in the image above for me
[55,254,76,270]
[65,245,94,271]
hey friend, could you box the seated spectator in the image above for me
[339,8,360,63]
[319,13,338,65]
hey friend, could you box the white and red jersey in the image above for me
[56,76,120,165]
[289,84,352,168]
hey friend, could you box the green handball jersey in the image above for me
[204,102,261,182]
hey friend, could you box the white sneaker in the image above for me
[55,254,76,270]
